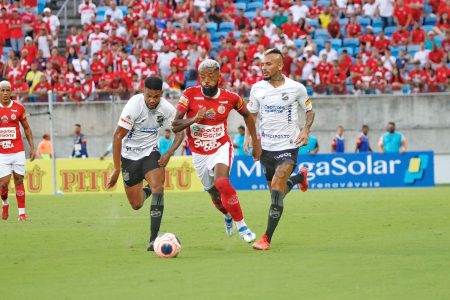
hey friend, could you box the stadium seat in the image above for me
[424,16,437,25]
[246,2,264,11]
[330,38,342,50]
[173,22,183,28]
[232,30,241,38]
[306,86,314,96]
[314,39,325,49]
[219,22,234,32]
[308,19,319,28]
[303,1,313,7]
[407,45,421,57]
[406,64,414,72]
[294,39,306,48]
[252,0,264,3]
[357,17,372,27]
[189,23,201,30]
[211,41,222,49]
[244,11,257,19]
[96,15,104,23]
[422,25,435,33]
[339,18,349,27]
[235,0,248,3]
[372,27,382,35]
[185,80,197,88]
[261,10,274,18]
[96,6,108,16]
[424,4,433,14]
[346,84,353,94]
[338,47,354,56]
[343,38,359,48]
[372,19,383,28]
[205,22,218,32]
[318,0,328,7]
[212,31,228,41]
[118,5,127,16]
[384,26,397,36]
[234,2,247,11]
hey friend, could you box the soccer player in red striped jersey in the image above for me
[0,80,35,221]
[172,59,262,243]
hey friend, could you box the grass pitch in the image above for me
[1,187,449,300]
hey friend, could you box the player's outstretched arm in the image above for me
[238,107,261,161]
[295,110,315,147]
[20,118,35,162]
[107,126,129,189]
[243,112,258,156]
[171,109,206,133]
[158,130,185,167]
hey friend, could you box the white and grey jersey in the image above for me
[247,76,312,151]
[118,94,176,160]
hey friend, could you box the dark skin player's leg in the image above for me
[124,167,164,210]
[0,175,11,192]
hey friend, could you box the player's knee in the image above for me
[273,168,288,180]
[214,177,233,194]
[149,182,164,194]
[130,200,143,210]
[207,186,221,201]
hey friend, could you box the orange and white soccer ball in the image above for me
[154,233,182,258]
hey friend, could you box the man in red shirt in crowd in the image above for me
[90,53,105,84]
[406,0,424,21]
[33,75,52,101]
[351,54,366,84]
[9,9,23,53]
[6,57,24,83]
[327,62,346,94]
[392,26,410,46]
[410,20,426,44]
[428,44,445,66]
[394,0,412,27]
[170,48,188,73]
[360,26,376,45]
[408,61,428,92]
[328,14,341,38]
[308,0,323,18]
[345,16,362,38]
[53,76,71,101]
[0,80,35,221]
[316,54,332,84]
[253,8,266,28]
[374,31,391,51]
[0,8,10,48]
[166,66,185,90]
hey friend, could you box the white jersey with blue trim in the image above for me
[118,94,175,160]
[247,76,312,151]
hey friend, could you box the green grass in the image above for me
[1,187,449,300]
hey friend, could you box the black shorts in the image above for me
[260,148,299,181]
[121,150,161,188]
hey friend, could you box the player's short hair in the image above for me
[0,80,11,88]
[362,124,369,129]
[75,124,81,128]
[263,48,284,58]
[144,76,163,90]
[388,122,396,127]
[198,59,220,72]
[238,125,245,131]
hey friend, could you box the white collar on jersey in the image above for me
[1,100,13,108]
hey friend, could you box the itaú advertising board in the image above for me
[230,152,434,190]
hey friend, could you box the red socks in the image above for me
[15,184,25,214]
[1,187,8,201]
[214,178,243,222]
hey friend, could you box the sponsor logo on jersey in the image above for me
[193,97,204,100]
[1,115,8,123]
[190,123,225,141]
[218,105,225,114]
[179,95,189,107]
[205,109,216,119]
[281,93,289,101]
[194,139,222,152]
[11,114,16,120]
[261,131,291,139]
[138,127,159,133]
[263,105,285,113]
[219,101,228,104]
[11,109,17,112]
[156,115,165,126]
[0,127,16,140]
[0,140,14,149]
[120,117,132,126]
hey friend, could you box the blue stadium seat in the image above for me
[339,18,349,27]
[346,84,353,94]
[189,23,201,30]
[422,25,435,33]
[330,38,342,50]
[424,4,433,14]
[343,38,359,48]
[314,29,329,39]
[314,39,325,49]
[212,31,228,41]
[232,30,241,38]
[219,22,234,32]
[339,47,354,56]
[303,1,312,7]
[406,65,414,72]
[294,39,306,48]
[384,26,397,36]
[118,5,127,16]
[173,22,183,28]
[306,86,314,96]
[96,15,104,23]
[205,22,218,32]
[252,0,264,3]
[308,19,319,28]
[372,27,382,35]
[235,0,248,3]
[318,0,328,7]
[407,45,421,56]
[372,19,383,28]
[246,2,264,11]
[235,2,247,11]
[244,11,257,19]
[261,10,274,18]
[357,17,372,27]
[424,16,437,25]
[211,41,222,49]
[96,6,108,16]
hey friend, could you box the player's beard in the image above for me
[263,76,271,81]
[201,84,218,98]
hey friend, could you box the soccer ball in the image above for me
[153,233,181,258]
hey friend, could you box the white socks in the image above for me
[2,199,8,206]
[235,219,247,230]
[19,208,25,215]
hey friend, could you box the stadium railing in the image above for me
[57,0,78,31]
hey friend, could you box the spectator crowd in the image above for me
[0,0,450,103]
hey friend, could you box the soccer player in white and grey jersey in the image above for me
[107,77,185,251]
[246,48,315,250]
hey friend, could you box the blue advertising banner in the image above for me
[230,151,434,190]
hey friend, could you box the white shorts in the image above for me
[192,142,234,190]
[0,151,26,178]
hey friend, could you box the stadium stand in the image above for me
[0,0,449,102]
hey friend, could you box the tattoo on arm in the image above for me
[304,110,315,130]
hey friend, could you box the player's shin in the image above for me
[149,193,164,242]
[207,186,228,215]
[214,178,243,222]
[15,184,26,215]
[265,189,285,242]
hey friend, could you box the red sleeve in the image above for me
[176,90,190,113]
[234,94,245,112]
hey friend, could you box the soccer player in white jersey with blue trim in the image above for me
[107,77,185,251]
[245,48,316,250]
